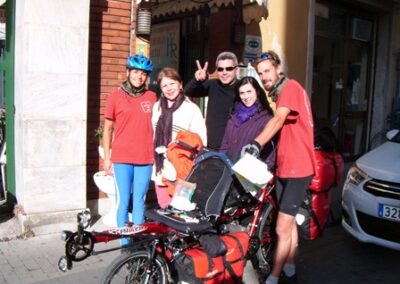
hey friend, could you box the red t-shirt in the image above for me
[104,88,157,164]
[275,80,315,178]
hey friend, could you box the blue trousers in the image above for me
[113,163,152,246]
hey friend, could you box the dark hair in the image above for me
[156,67,182,86]
[232,76,273,115]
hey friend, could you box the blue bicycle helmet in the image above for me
[126,54,153,72]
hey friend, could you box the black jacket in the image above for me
[184,78,237,150]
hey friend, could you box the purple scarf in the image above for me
[235,102,259,125]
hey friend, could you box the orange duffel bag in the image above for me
[174,246,225,284]
[220,231,250,283]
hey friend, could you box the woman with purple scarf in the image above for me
[220,76,276,169]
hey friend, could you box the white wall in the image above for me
[14,0,90,223]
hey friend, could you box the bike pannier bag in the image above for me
[309,150,345,192]
[174,247,224,284]
[220,231,250,283]
[297,190,331,240]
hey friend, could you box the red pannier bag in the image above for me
[298,190,331,240]
[298,150,344,240]
[174,246,225,284]
[309,150,344,192]
[220,231,250,283]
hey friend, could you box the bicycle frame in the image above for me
[58,182,277,278]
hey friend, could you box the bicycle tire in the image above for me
[100,250,169,284]
[255,203,276,276]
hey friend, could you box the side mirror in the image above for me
[386,129,399,140]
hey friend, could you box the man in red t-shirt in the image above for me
[242,50,315,284]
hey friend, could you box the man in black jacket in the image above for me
[184,51,239,150]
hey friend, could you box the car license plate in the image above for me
[378,204,400,221]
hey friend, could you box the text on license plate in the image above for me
[378,204,400,221]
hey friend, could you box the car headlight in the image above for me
[346,165,368,186]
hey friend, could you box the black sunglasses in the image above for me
[216,66,236,72]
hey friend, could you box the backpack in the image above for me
[164,131,203,196]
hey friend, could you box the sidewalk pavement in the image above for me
[1,212,400,284]
[0,213,257,284]
[0,214,121,284]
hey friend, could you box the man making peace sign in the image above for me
[184,51,239,150]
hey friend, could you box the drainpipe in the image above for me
[130,0,136,55]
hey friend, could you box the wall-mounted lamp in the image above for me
[136,8,152,35]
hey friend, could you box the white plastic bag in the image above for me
[232,154,273,195]
[170,180,197,211]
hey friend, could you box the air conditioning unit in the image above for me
[352,18,372,42]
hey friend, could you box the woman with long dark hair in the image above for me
[220,76,276,169]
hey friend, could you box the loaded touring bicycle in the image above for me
[58,144,278,284]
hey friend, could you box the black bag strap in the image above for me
[223,258,243,283]
[331,153,338,187]
[174,140,200,159]
[222,234,246,283]
[303,190,323,236]
[310,207,323,235]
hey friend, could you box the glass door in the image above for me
[312,1,374,160]
[341,42,370,158]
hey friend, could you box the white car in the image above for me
[342,129,400,251]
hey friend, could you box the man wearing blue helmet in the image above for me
[103,54,157,247]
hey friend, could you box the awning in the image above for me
[152,0,235,18]
[141,0,268,19]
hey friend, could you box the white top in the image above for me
[152,97,207,145]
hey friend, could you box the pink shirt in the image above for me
[275,80,315,178]
[104,89,157,164]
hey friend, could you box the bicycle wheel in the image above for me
[101,250,169,284]
[255,203,276,276]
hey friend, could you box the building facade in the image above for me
[0,0,399,234]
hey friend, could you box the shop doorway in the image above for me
[312,2,374,160]
[0,0,15,212]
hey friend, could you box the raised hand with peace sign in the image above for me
[194,60,208,82]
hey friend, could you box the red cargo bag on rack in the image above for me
[309,151,344,192]
[174,246,225,284]
[297,190,331,240]
[220,231,250,283]
[298,150,344,240]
